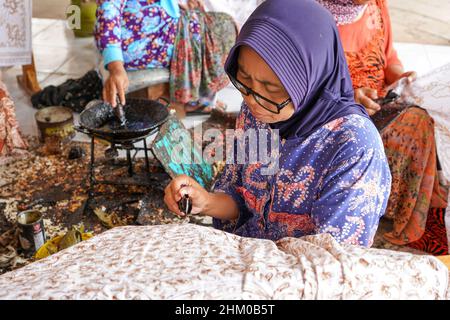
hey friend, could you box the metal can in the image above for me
[17,210,46,253]
[35,106,75,143]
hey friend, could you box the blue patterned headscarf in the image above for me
[225,0,368,139]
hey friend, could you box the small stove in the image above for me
[75,98,171,215]
[81,132,169,215]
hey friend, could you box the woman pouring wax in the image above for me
[164,0,392,246]
[95,0,235,115]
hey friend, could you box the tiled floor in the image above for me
[389,0,450,46]
[3,18,450,144]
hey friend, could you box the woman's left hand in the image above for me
[397,71,417,84]
[354,87,381,116]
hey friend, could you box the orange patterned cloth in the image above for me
[337,0,448,251]
[0,80,28,164]
[381,107,448,246]
[408,208,449,255]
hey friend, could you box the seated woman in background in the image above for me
[94,0,236,115]
[164,0,391,247]
[317,0,449,254]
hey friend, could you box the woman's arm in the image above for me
[381,1,417,86]
[94,1,129,107]
[384,63,404,86]
[203,192,239,220]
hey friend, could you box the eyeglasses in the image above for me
[229,75,292,114]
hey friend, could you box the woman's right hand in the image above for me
[103,61,129,108]
[354,87,381,116]
[164,175,212,217]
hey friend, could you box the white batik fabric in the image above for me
[0,224,448,300]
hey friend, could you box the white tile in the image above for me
[393,42,426,53]
[32,18,58,37]
[56,49,99,77]
[394,42,432,75]
[400,54,432,76]
[32,19,94,49]
[1,66,29,101]
[1,68,52,137]
[394,42,450,76]
[14,97,39,137]
[32,26,74,48]
[38,72,77,88]
[33,45,73,74]
[423,44,450,71]
[427,53,450,71]
[36,71,52,83]
[423,44,450,54]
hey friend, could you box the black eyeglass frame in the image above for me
[229,75,292,114]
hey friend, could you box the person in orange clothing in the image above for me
[318,0,449,254]
[0,71,29,165]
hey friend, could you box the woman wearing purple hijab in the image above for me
[164,0,391,247]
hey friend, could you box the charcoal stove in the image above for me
[75,98,171,214]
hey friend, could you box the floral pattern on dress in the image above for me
[213,104,391,247]
[95,0,180,70]
[169,10,237,104]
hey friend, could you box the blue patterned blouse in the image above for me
[212,104,391,247]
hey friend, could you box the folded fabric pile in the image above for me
[31,70,103,113]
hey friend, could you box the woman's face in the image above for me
[236,46,295,123]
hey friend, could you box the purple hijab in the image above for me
[224,0,368,139]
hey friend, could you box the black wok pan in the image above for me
[76,98,170,141]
